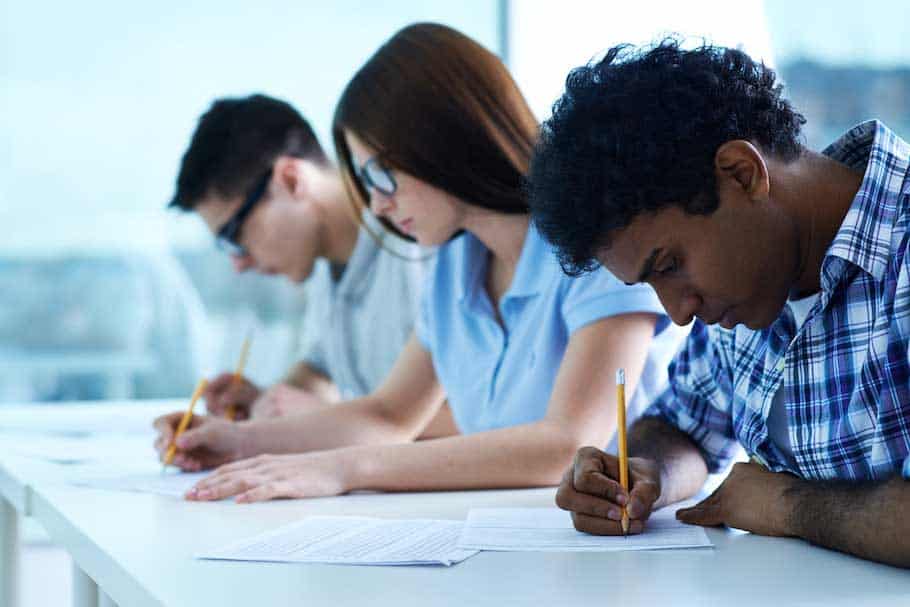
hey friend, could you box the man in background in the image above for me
[170,94,454,436]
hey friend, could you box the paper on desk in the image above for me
[457,506,713,552]
[198,516,479,566]
[70,471,209,498]
[3,433,157,465]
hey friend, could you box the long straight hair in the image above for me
[332,23,538,240]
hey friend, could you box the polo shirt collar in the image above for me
[456,219,547,304]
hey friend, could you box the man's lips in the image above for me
[701,307,735,328]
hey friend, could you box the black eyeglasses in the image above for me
[356,157,397,197]
[215,169,272,257]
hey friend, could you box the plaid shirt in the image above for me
[646,121,910,481]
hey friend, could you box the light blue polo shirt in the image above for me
[416,223,681,437]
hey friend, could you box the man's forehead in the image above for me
[595,217,657,283]
[195,194,243,233]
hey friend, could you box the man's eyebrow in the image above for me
[625,248,660,285]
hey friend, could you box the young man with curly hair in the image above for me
[528,40,910,567]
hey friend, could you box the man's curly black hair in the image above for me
[528,38,806,276]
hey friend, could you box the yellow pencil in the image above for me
[616,368,630,535]
[162,378,208,472]
[225,333,253,421]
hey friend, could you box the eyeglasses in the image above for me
[356,157,397,197]
[215,169,272,257]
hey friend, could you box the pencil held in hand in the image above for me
[226,334,253,421]
[163,378,208,470]
[616,368,629,535]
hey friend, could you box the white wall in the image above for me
[1,1,500,255]
[508,0,774,122]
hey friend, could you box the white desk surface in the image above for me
[3,402,910,607]
[0,400,180,514]
[25,479,910,607]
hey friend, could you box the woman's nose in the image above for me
[369,191,395,216]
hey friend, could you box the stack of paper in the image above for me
[198,516,479,566]
[457,506,713,552]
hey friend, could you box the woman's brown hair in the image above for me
[332,22,538,240]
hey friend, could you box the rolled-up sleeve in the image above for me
[643,320,738,472]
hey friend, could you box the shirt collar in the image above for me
[822,120,910,286]
[456,219,548,304]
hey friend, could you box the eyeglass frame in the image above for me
[356,156,397,198]
[215,168,273,257]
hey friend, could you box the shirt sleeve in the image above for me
[296,263,331,379]
[414,257,436,351]
[560,266,669,335]
[642,320,739,473]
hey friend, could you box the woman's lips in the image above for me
[397,218,414,234]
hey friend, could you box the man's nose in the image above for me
[658,285,700,326]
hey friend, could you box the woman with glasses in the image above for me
[154,23,684,502]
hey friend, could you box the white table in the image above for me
[4,402,910,607]
[0,400,182,607]
[26,482,910,607]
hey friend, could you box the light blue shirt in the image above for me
[416,223,682,438]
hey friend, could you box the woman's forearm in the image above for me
[341,419,589,492]
[239,396,424,456]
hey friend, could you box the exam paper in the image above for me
[70,471,209,497]
[3,433,156,465]
[457,506,713,552]
[198,516,479,566]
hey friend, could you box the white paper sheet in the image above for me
[3,433,156,465]
[70,471,209,497]
[457,506,713,552]
[198,516,479,566]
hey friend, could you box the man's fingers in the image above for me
[557,466,623,518]
[676,503,723,527]
[628,479,660,518]
[573,447,626,502]
[571,512,645,536]
[675,491,724,527]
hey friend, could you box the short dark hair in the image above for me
[169,94,327,210]
[528,39,807,275]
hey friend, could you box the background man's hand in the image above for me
[555,446,662,535]
[249,383,330,419]
[203,372,261,420]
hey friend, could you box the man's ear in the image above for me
[714,140,770,203]
[272,156,307,198]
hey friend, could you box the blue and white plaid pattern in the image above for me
[645,121,910,481]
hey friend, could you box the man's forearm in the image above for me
[284,361,340,402]
[629,416,709,508]
[785,476,910,568]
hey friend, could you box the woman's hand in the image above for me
[185,450,356,503]
[153,412,249,471]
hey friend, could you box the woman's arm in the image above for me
[187,313,660,500]
[155,334,445,469]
